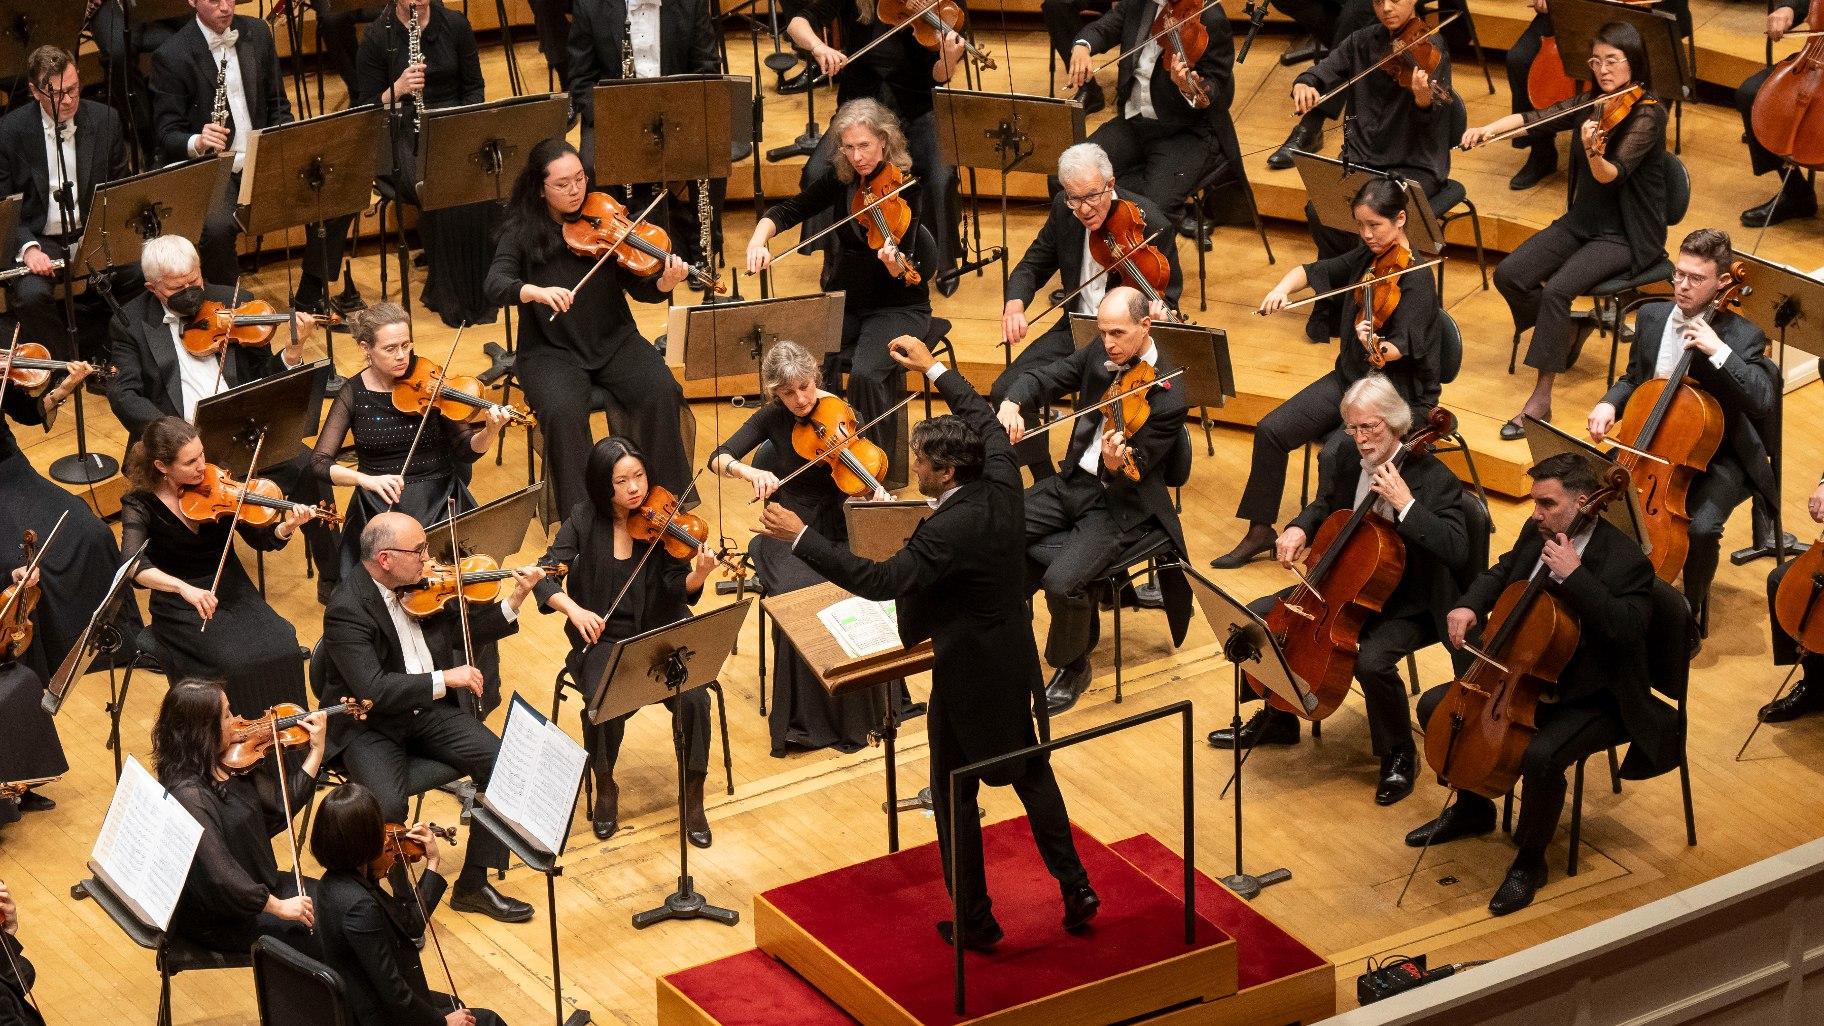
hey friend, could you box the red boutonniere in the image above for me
[1154,379,1172,392]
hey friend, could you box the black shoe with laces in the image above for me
[1374,748,1416,806]
[1206,708,1300,750]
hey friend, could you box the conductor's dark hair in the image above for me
[1351,178,1406,221]
[1528,452,1600,497]
[152,679,228,787]
[585,436,647,517]
[500,137,584,265]
[310,782,386,875]
[1594,21,1650,85]
[911,415,984,484]
[1678,227,1734,275]
[25,46,74,93]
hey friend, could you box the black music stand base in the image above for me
[633,655,739,929]
[1219,634,1291,901]
[49,451,119,485]
[1733,534,1808,566]
[469,803,592,1026]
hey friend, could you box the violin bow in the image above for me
[1012,223,1174,348]
[267,714,309,929]
[1264,258,1443,314]
[396,324,467,506]
[387,827,467,1013]
[1466,87,1633,150]
[1308,12,1458,111]
[1091,0,1226,76]
[831,0,952,73]
[751,392,919,502]
[1020,367,1186,441]
[551,189,668,322]
[202,428,267,634]
[748,177,921,275]
[444,498,481,721]
[0,512,68,629]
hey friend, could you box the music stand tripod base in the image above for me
[1220,867,1292,900]
[49,451,120,485]
[632,881,740,928]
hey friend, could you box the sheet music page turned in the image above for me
[817,596,903,659]
[88,756,204,930]
[481,695,588,856]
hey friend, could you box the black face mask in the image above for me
[166,286,205,319]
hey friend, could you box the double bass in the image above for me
[1247,408,1457,720]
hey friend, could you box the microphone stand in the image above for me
[44,115,118,485]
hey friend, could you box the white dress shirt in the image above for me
[1077,342,1158,476]
[1653,305,1733,380]
[190,19,253,172]
[372,576,521,701]
[36,110,79,241]
[167,307,229,421]
[628,0,663,79]
[1123,1,1165,121]
[1077,229,1109,316]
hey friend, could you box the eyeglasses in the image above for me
[1343,418,1388,436]
[370,342,413,357]
[546,172,588,192]
[837,141,877,155]
[383,544,430,559]
[1670,270,1714,286]
[1586,55,1628,71]
[1063,186,1112,211]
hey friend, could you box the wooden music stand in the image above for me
[662,291,845,400]
[0,3,85,70]
[415,94,570,212]
[589,76,741,187]
[1292,151,1446,256]
[844,499,933,562]
[193,360,334,477]
[72,158,231,278]
[425,483,549,565]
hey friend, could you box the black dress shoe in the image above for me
[1266,120,1323,171]
[1207,708,1300,750]
[451,881,535,923]
[1761,680,1824,723]
[685,771,713,849]
[1075,80,1105,115]
[1487,858,1548,916]
[936,918,1004,951]
[1045,662,1092,715]
[1403,802,1496,848]
[1508,145,1558,191]
[1741,186,1817,228]
[1062,882,1100,931]
[1498,418,1527,441]
[1210,524,1276,570]
[16,789,54,813]
[776,65,824,94]
[591,778,619,840]
[1304,308,1336,343]
[1375,748,1416,806]
[1177,219,1213,251]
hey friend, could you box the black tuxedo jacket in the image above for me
[566,0,721,139]
[150,15,292,165]
[1076,0,1235,134]
[0,100,129,258]
[105,284,286,443]
[1004,187,1184,312]
[1462,518,1679,779]
[1602,301,1779,507]
[319,571,519,747]
[314,869,449,1026]
[794,369,1043,782]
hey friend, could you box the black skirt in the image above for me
[147,560,306,717]
[0,662,67,783]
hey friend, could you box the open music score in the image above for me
[479,695,588,857]
[88,757,204,931]
[765,581,933,697]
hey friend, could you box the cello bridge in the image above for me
[1283,603,1316,622]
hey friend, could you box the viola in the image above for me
[1607,262,1749,583]
[1248,408,1456,720]
[792,395,892,498]
[561,191,724,294]
[1098,360,1163,482]
[391,354,535,428]
[178,462,345,529]
[852,164,923,285]
[396,557,568,618]
[1423,467,1631,799]
[1774,535,1824,654]
[0,531,43,665]
[221,697,371,772]
[874,0,998,69]
[1354,243,1411,370]
[1751,0,1824,169]
[0,343,112,395]
[1088,199,1174,314]
[179,299,303,357]
[1148,0,1210,71]
[1381,18,1453,106]
[373,822,459,876]
[628,485,752,580]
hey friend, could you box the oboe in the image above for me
[210,54,231,141]
[407,4,425,135]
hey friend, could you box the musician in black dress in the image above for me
[0,881,46,1026]
[1213,178,1439,569]
[1466,21,1668,440]
[709,341,912,756]
[311,304,510,582]
[745,98,934,490]
[1761,473,1824,725]
[485,138,693,519]
[155,678,324,956]
[0,652,66,818]
[121,417,314,717]
[535,437,716,845]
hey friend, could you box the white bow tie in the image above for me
[211,30,240,52]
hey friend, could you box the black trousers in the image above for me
[531,0,575,89]
[5,237,144,363]
[1417,685,1625,854]
[1235,370,1346,526]
[1085,116,1221,229]
[1682,455,1752,614]
[1026,469,1147,669]
[519,336,691,516]
[1244,593,1427,756]
[199,173,343,291]
[928,708,1087,929]
[579,688,712,776]
[1288,0,1378,123]
[834,304,929,491]
[991,321,1078,474]
[339,708,510,877]
[1768,558,1824,675]
[311,1,381,100]
[1493,221,1632,374]
[1040,0,1114,61]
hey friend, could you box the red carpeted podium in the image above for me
[658,820,1335,1026]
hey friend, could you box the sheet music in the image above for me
[482,695,587,856]
[818,596,902,659]
[88,756,204,930]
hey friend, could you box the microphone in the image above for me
[1236,1,1272,64]
[932,247,1006,290]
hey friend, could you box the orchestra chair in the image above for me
[1188,134,1275,311]
[1101,425,1193,703]
[1434,96,1490,295]
[551,663,736,810]
[74,870,253,1026]
[253,936,352,1026]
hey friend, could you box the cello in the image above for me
[1247,408,1457,721]
[1423,467,1631,799]
[1605,262,1749,583]
[1751,0,1824,169]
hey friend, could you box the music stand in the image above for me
[43,543,147,780]
[589,76,739,188]
[75,158,230,277]
[1522,415,1650,548]
[666,291,845,399]
[1551,0,1689,105]
[1729,254,1822,565]
[1069,314,1237,405]
[193,360,333,477]
[415,94,570,212]
[0,4,85,71]
[1292,151,1446,255]
[426,484,549,565]
[1184,568,1298,899]
[587,600,751,928]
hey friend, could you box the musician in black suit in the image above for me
[1001,287,1192,715]
[319,512,541,925]
[1405,453,1679,916]
[0,882,47,1026]
[1587,228,1778,626]
[0,47,138,364]
[757,337,1098,952]
[995,142,1182,478]
[310,783,507,1026]
[1208,375,1475,808]
[1761,473,1824,724]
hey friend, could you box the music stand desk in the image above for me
[193,360,334,477]
[417,94,570,211]
[426,483,550,565]
[664,291,845,399]
[1292,151,1445,255]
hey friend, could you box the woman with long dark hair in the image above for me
[533,437,717,844]
[484,138,694,520]
[155,679,323,956]
[121,416,312,715]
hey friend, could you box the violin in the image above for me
[0,343,112,395]
[1589,83,1652,150]
[1423,466,1631,799]
[1751,0,1824,169]
[1097,361,1163,482]
[221,697,371,772]
[852,164,922,285]
[1148,0,1210,72]
[178,462,346,529]
[0,531,43,665]
[373,822,459,876]
[1248,408,1456,720]
[1354,243,1411,369]
[1774,534,1824,654]
[1088,199,1175,315]
[874,0,998,69]
[1381,18,1453,105]
[1607,262,1749,583]
[628,485,751,580]
[396,557,568,618]
[179,298,310,357]
[792,395,892,498]
[391,354,535,429]
[561,191,724,294]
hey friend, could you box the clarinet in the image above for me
[407,5,425,135]
[621,11,637,202]
[210,54,231,140]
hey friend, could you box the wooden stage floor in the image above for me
[6,16,1823,1026]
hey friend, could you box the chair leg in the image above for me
[1241,175,1275,265]
[1405,653,1420,696]
[1112,586,1124,704]
[1202,414,1214,457]
[1606,747,1622,794]
[1467,202,1489,289]
[711,681,734,796]
[1508,328,1520,375]
[1568,758,1585,877]
[377,199,391,302]
[757,605,769,717]
[1311,717,1321,738]
[1196,197,1209,313]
